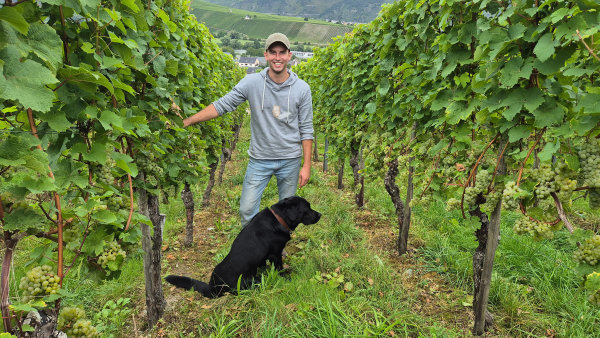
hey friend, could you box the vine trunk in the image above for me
[138,181,166,328]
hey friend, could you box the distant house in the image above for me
[246,67,260,74]
[238,57,260,68]
[291,51,314,59]
[257,57,267,67]
[244,15,251,20]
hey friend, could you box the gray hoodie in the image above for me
[212,68,313,160]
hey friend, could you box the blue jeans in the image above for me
[239,157,301,227]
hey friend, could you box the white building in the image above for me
[291,51,314,59]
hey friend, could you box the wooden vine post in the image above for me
[471,143,506,334]
[400,127,416,255]
[138,173,166,329]
[323,136,329,172]
[181,182,195,247]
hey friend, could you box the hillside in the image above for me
[202,0,394,23]
[190,1,353,45]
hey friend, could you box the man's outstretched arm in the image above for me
[183,104,219,127]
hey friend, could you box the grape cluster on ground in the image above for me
[58,306,98,337]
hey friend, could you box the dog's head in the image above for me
[272,196,321,230]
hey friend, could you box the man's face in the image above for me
[264,44,291,75]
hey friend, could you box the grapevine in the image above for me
[294,0,600,334]
[0,0,244,332]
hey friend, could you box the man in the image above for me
[183,33,314,227]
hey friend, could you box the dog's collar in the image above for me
[269,207,291,233]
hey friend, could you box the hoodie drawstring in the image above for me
[261,75,266,111]
[261,72,293,124]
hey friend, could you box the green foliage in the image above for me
[0,0,245,333]
[296,0,599,241]
[93,298,132,335]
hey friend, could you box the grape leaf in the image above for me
[3,207,47,232]
[499,57,523,88]
[538,140,560,162]
[121,0,140,13]
[93,209,118,224]
[532,101,565,128]
[111,151,138,176]
[23,23,63,72]
[508,125,531,142]
[42,110,71,132]
[58,65,114,94]
[0,6,29,35]
[533,33,555,62]
[0,46,58,113]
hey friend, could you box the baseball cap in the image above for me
[265,33,290,51]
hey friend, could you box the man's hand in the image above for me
[299,165,311,187]
[183,104,219,127]
[299,139,313,188]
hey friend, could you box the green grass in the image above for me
[190,0,353,44]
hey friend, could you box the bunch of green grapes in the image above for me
[589,290,600,305]
[578,138,600,188]
[554,162,577,203]
[409,194,431,208]
[18,265,60,302]
[97,241,126,270]
[63,227,79,243]
[502,181,524,211]
[483,190,501,213]
[136,154,163,187]
[573,235,600,266]
[58,307,99,337]
[106,193,128,211]
[585,272,600,306]
[445,197,461,211]
[96,158,115,186]
[441,153,455,166]
[463,169,492,210]
[590,188,600,209]
[415,139,433,156]
[513,216,553,240]
[533,164,556,200]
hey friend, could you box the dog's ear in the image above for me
[272,196,307,229]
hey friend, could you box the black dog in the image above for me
[165,196,321,298]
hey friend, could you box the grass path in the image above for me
[133,121,477,337]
